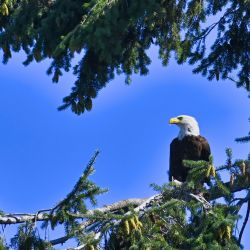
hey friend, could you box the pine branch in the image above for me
[0,210,51,224]
[235,136,250,143]
[64,232,101,250]
[0,179,249,234]
[0,198,145,224]
[70,198,148,218]
[50,196,157,246]
[63,192,214,249]
[64,194,162,250]
[189,193,212,210]
[193,9,234,42]
[50,190,219,246]
[55,179,250,246]
[0,148,249,249]
[51,150,100,214]
[0,179,248,249]
[210,179,250,200]
[238,200,250,244]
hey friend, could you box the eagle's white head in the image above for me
[169,115,200,140]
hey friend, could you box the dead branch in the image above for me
[0,198,146,225]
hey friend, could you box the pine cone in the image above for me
[124,220,130,235]
[218,228,224,240]
[240,162,246,175]
[129,217,137,230]
[225,226,231,239]
[230,173,235,187]
[210,166,216,177]
[206,165,212,178]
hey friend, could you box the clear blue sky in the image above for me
[0,46,249,248]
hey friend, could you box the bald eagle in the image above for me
[169,115,211,182]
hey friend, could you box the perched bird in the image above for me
[169,115,211,182]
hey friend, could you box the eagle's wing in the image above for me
[169,136,211,182]
[169,138,182,182]
[187,136,211,161]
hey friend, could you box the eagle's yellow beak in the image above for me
[169,117,180,124]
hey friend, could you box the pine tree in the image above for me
[0,0,249,114]
[0,148,249,249]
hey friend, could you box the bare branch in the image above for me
[0,212,50,224]
[71,198,148,217]
[189,193,212,210]
[226,76,240,84]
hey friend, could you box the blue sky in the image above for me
[0,46,249,248]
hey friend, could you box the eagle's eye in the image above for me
[177,116,183,121]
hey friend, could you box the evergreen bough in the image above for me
[0,0,249,114]
[0,148,250,249]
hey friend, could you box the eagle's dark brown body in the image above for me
[169,135,211,182]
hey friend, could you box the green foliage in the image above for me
[0,0,249,114]
[103,150,249,250]
[10,222,51,250]
[0,150,250,249]
[235,118,250,143]
[0,238,8,250]
[47,150,108,236]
